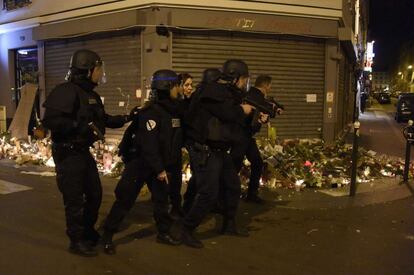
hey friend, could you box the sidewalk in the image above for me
[2,158,412,211]
[265,177,414,210]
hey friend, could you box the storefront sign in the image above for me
[306,94,317,103]
[172,9,337,38]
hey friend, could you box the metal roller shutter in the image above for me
[172,32,326,139]
[44,31,141,141]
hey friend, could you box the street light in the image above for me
[398,72,403,75]
[408,65,413,70]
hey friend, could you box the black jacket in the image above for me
[134,99,183,174]
[42,79,127,145]
[244,86,267,136]
[184,81,246,148]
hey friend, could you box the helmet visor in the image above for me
[96,61,107,84]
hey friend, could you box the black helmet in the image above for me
[222,59,249,80]
[151,69,179,90]
[202,68,222,84]
[69,49,102,70]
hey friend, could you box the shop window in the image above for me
[14,47,38,105]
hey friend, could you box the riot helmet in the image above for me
[150,69,181,100]
[70,49,102,70]
[151,69,180,90]
[222,59,249,80]
[202,68,222,84]
[222,59,250,91]
[66,49,106,84]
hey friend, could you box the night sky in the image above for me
[369,0,414,72]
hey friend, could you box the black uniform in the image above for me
[230,86,265,197]
[182,69,222,214]
[181,86,204,214]
[183,81,245,231]
[42,79,127,244]
[103,98,183,239]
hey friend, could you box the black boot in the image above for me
[102,231,116,255]
[244,193,264,204]
[221,218,249,237]
[181,228,203,249]
[84,228,101,247]
[69,241,98,257]
[170,206,185,220]
[156,232,182,246]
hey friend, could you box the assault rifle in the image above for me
[243,95,285,126]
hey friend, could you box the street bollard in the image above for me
[350,121,360,197]
[402,120,414,183]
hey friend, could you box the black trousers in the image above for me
[103,158,173,234]
[52,144,102,243]
[168,163,182,209]
[183,175,196,213]
[244,138,264,195]
[231,137,264,196]
[183,147,241,230]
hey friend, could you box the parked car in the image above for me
[377,92,391,104]
[372,90,381,100]
[391,90,401,98]
[395,93,414,122]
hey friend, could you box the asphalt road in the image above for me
[358,98,414,158]
[0,162,414,275]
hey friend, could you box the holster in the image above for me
[192,143,211,166]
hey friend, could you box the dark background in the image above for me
[369,0,414,72]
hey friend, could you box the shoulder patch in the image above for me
[171,118,181,128]
[146,120,157,131]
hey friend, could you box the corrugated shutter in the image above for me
[44,31,141,141]
[172,32,325,139]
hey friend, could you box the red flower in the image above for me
[304,160,312,167]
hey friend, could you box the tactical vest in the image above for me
[151,103,183,167]
[121,103,183,165]
[72,83,106,145]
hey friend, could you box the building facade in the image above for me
[0,0,369,142]
[371,71,390,91]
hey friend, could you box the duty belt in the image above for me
[52,142,89,152]
[192,142,230,153]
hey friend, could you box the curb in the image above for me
[268,178,414,210]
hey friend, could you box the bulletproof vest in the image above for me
[228,84,245,105]
[72,83,106,145]
[201,82,241,146]
[152,104,183,167]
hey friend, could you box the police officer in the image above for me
[42,49,130,257]
[240,75,279,203]
[180,61,254,248]
[182,68,222,213]
[101,69,183,254]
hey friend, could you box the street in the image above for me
[1,99,414,275]
[358,98,413,157]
